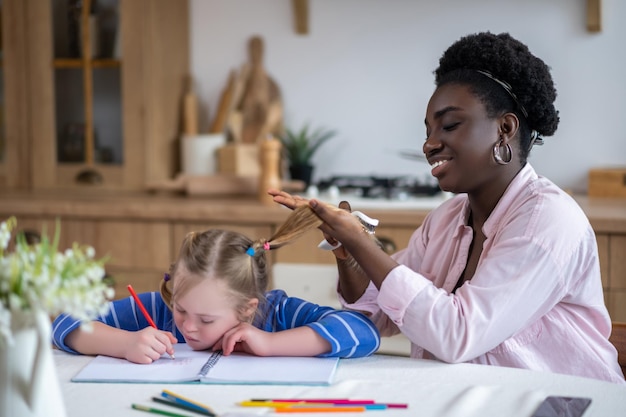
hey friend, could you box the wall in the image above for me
[190,0,626,193]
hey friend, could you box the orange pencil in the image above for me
[127,284,175,359]
[275,407,366,413]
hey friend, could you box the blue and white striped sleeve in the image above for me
[266,290,380,358]
[51,292,177,354]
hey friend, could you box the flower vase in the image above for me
[0,310,67,417]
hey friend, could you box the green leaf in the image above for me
[278,123,337,165]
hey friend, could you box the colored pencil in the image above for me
[252,399,376,405]
[239,401,382,408]
[127,284,175,359]
[274,406,366,413]
[251,398,351,402]
[152,397,215,416]
[244,399,408,409]
[161,390,215,415]
[290,404,387,410]
[384,403,409,409]
[131,404,190,417]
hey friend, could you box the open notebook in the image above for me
[72,344,339,385]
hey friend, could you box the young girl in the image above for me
[52,206,380,364]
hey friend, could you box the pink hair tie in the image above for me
[263,241,270,251]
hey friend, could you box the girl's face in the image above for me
[423,83,501,194]
[172,277,256,351]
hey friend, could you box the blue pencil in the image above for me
[160,390,215,416]
[152,397,215,416]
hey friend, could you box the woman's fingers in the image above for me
[268,189,309,210]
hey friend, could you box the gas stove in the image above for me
[316,175,441,199]
[305,175,452,210]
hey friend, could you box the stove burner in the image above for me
[316,176,441,199]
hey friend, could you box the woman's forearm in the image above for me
[336,256,370,303]
[342,233,399,290]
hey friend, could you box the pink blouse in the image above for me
[342,164,625,384]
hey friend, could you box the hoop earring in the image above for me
[493,139,512,165]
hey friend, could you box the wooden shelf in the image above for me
[53,58,121,69]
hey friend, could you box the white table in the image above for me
[54,350,626,417]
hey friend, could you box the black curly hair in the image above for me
[434,32,559,162]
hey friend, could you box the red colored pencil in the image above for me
[127,284,157,328]
[127,284,174,359]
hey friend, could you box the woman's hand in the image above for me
[310,198,399,293]
[324,200,353,260]
[269,188,355,260]
[309,199,365,250]
[123,327,177,364]
[267,188,309,210]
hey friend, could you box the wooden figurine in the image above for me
[230,36,283,144]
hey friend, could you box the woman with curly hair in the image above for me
[270,32,624,383]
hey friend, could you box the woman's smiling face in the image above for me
[172,277,244,351]
[423,83,501,194]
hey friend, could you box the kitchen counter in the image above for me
[0,189,435,227]
[1,190,625,320]
[1,190,624,231]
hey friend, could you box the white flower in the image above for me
[0,217,112,346]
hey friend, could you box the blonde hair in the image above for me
[160,205,325,321]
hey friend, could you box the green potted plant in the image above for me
[279,123,337,186]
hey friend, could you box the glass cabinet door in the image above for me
[51,0,122,184]
[5,0,188,191]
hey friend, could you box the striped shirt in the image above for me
[52,289,380,358]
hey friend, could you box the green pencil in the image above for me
[131,403,192,417]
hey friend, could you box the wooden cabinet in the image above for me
[0,0,31,188]
[0,0,189,191]
[5,214,172,296]
[603,234,626,322]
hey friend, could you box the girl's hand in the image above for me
[123,327,177,364]
[213,322,331,357]
[213,322,273,356]
[267,189,309,210]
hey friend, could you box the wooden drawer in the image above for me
[588,167,626,198]
[609,235,626,289]
[106,268,165,299]
[597,234,610,289]
[274,228,336,264]
[172,223,273,249]
[86,221,172,270]
[608,290,626,322]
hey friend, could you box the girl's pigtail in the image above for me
[265,205,324,249]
